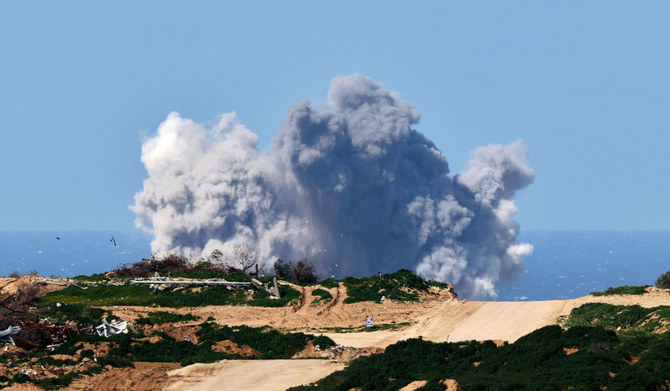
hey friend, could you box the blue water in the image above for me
[497,230,670,301]
[1,230,668,301]
[0,231,152,278]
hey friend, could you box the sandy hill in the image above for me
[3,275,670,390]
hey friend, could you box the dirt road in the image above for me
[164,360,346,391]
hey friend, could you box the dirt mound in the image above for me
[63,362,181,391]
[212,340,261,357]
[2,383,44,391]
[0,276,68,298]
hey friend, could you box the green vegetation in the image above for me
[72,273,108,282]
[311,288,333,304]
[591,285,650,296]
[135,311,200,326]
[564,303,670,334]
[289,325,670,390]
[0,321,334,389]
[342,269,431,303]
[36,281,301,308]
[45,322,333,366]
[197,323,333,359]
[319,278,339,289]
[42,303,118,325]
[317,322,411,333]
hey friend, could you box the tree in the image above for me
[656,270,670,289]
[292,258,319,284]
[274,259,293,279]
[228,244,259,274]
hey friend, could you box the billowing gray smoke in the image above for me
[131,74,534,299]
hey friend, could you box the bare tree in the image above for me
[228,244,259,273]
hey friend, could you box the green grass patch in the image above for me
[311,288,333,304]
[592,285,650,296]
[72,273,108,282]
[342,269,429,303]
[319,279,339,289]
[41,303,118,326]
[135,311,200,326]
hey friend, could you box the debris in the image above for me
[95,318,128,338]
[365,316,374,328]
[0,325,20,345]
[250,277,282,299]
[131,278,252,288]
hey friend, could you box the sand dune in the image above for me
[164,360,345,391]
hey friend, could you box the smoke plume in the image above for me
[131,74,534,299]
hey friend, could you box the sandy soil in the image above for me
[327,288,670,348]
[164,360,346,391]
[63,362,181,391]
[0,276,68,297]
[9,279,670,390]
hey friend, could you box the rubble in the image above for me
[0,325,20,345]
[95,318,129,338]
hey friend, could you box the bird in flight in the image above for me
[110,237,117,246]
[56,236,61,240]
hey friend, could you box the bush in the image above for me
[42,303,117,326]
[312,335,336,350]
[108,253,190,278]
[656,270,670,289]
[293,259,319,284]
[274,259,293,279]
[135,311,199,326]
[312,288,333,303]
[319,278,338,289]
[72,273,108,282]
[343,269,427,303]
[592,285,649,296]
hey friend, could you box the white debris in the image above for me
[0,325,20,346]
[95,318,128,337]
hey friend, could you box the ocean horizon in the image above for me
[1,230,668,302]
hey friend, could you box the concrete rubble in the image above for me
[0,325,21,345]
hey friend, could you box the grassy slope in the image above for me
[289,325,670,390]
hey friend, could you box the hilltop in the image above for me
[1,261,670,390]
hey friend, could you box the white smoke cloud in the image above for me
[131,74,534,299]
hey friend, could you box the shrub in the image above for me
[343,269,427,303]
[312,335,336,350]
[656,270,670,289]
[72,273,108,282]
[108,253,190,278]
[42,303,117,326]
[312,288,333,303]
[293,259,319,284]
[592,285,649,296]
[319,278,339,289]
[274,259,293,279]
[135,311,199,326]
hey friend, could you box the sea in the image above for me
[0,230,668,302]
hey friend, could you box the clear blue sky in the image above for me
[1,1,669,231]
